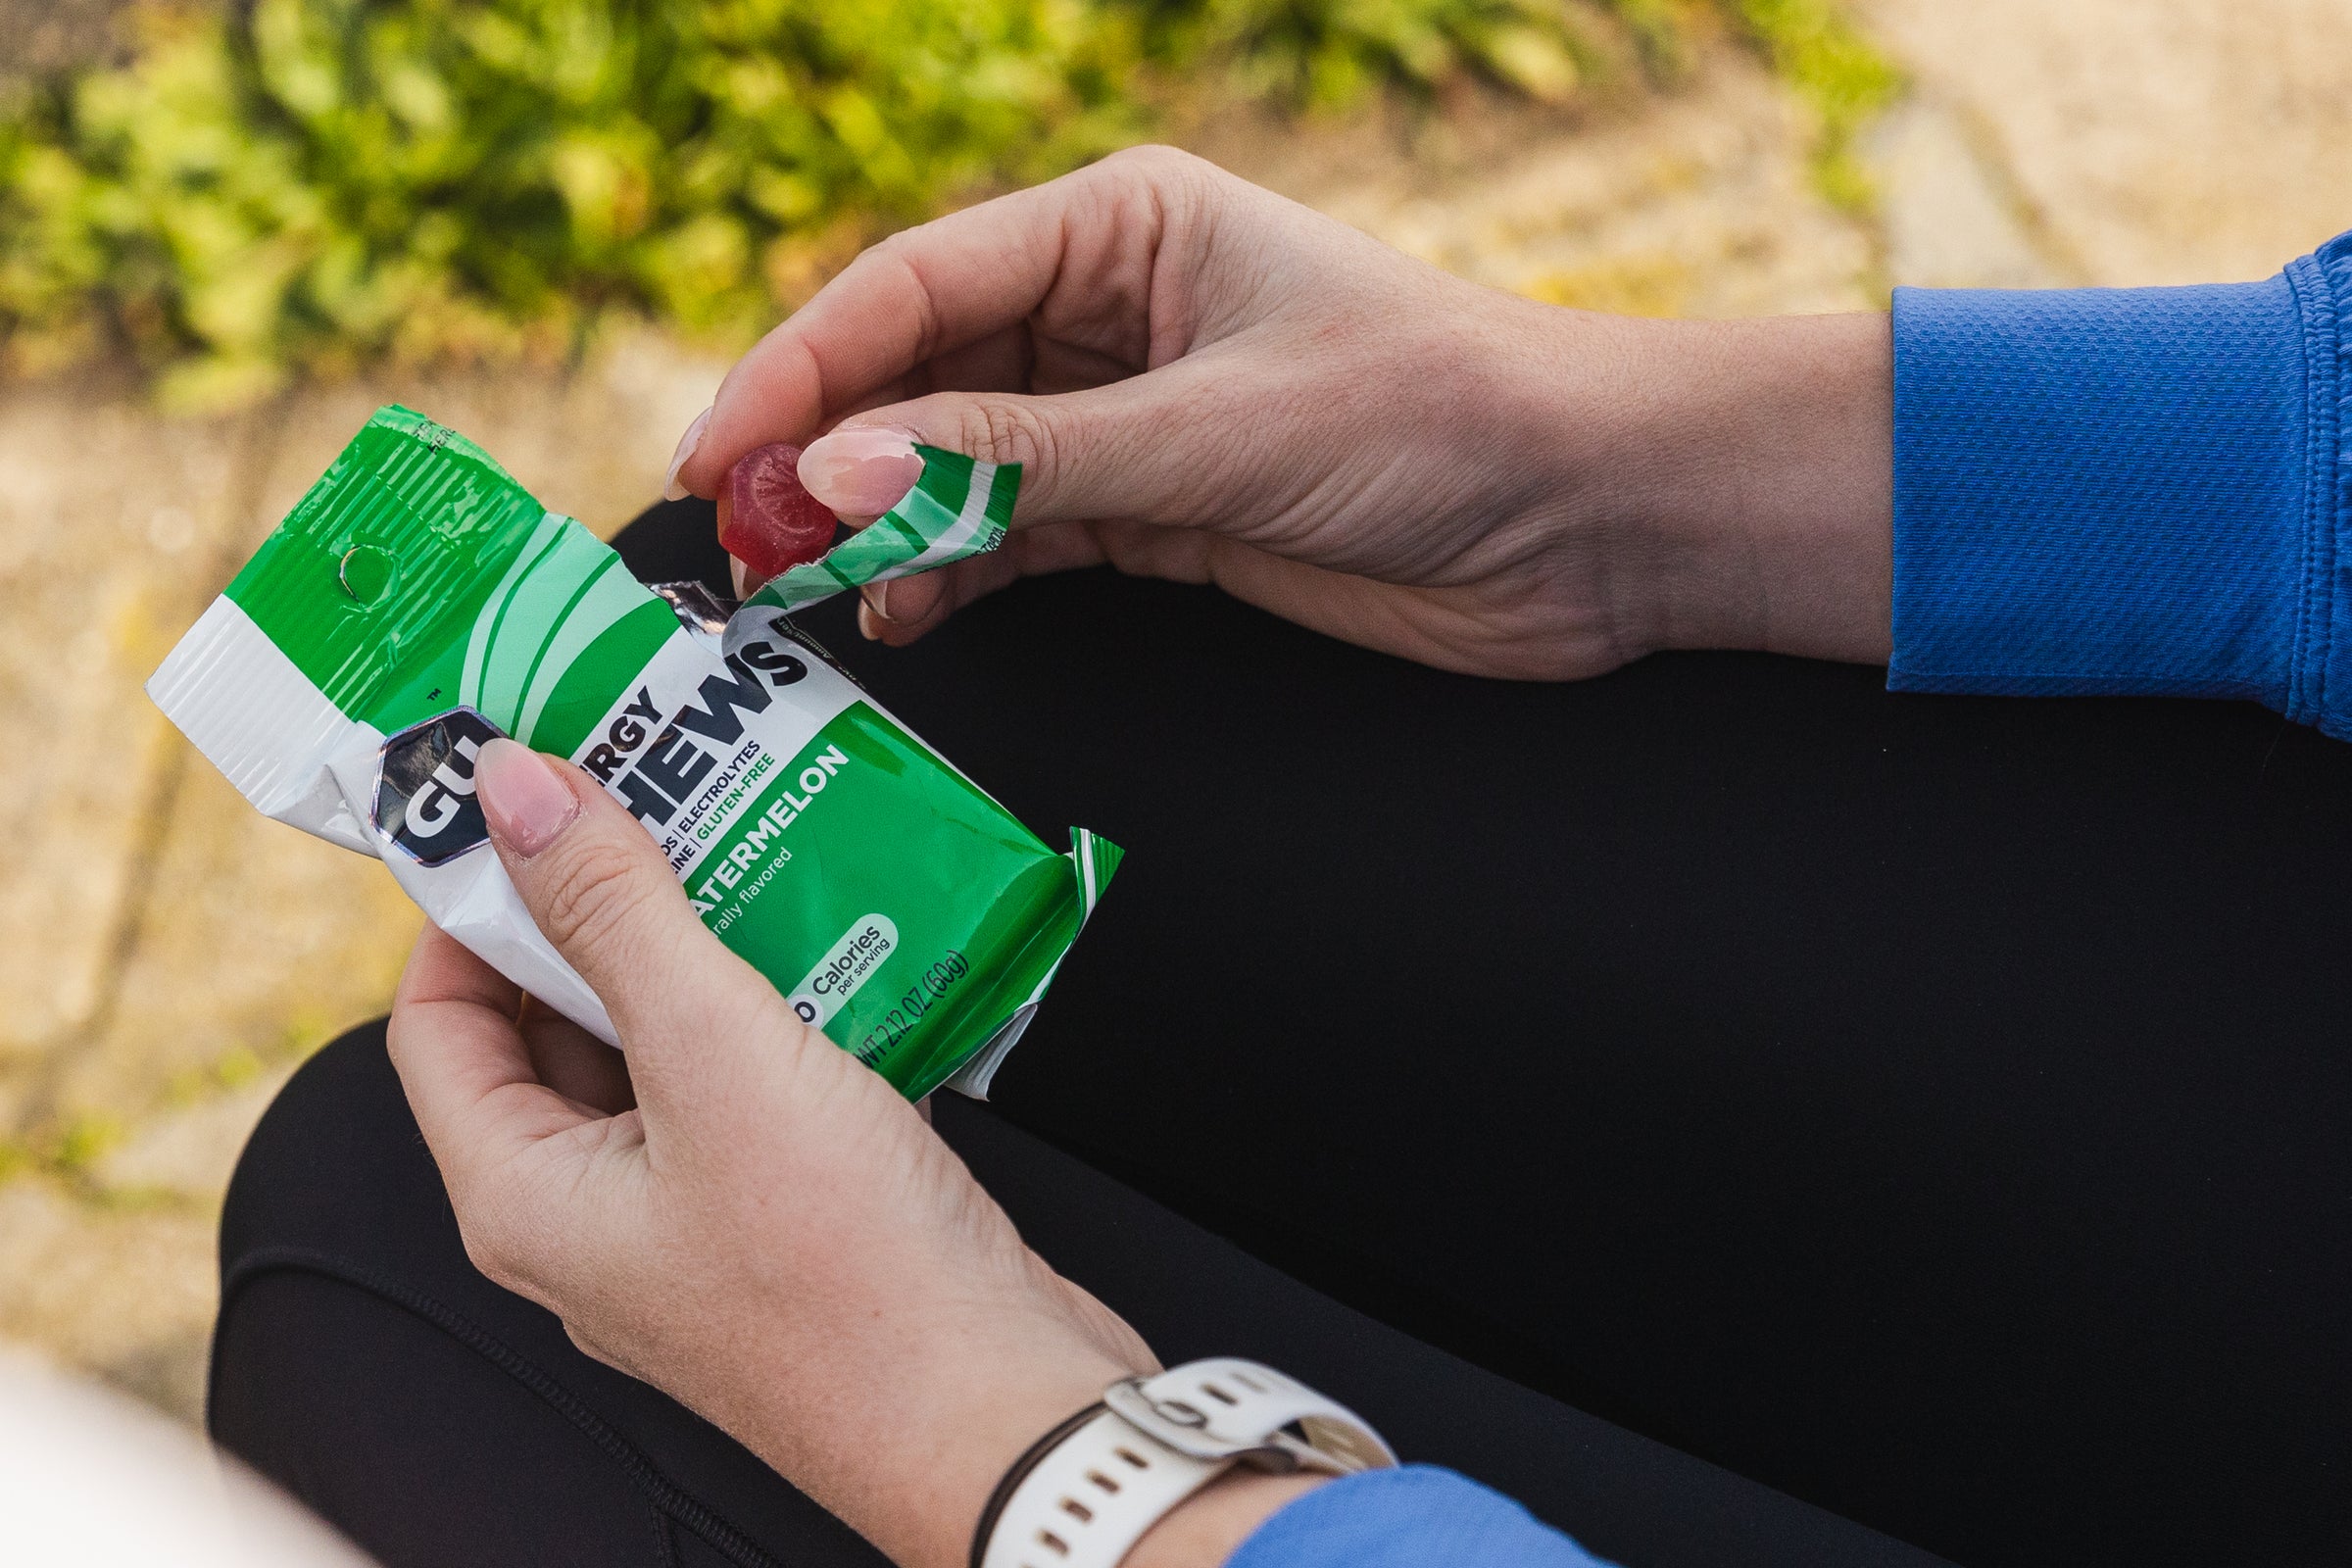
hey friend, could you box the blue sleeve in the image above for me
[1887,229,2352,738]
[1224,1466,1614,1568]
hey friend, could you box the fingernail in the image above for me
[475,739,581,858]
[864,579,895,622]
[799,426,922,516]
[662,406,712,501]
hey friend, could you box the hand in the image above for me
[671,145,1893,677]
[387,739,1302,1568]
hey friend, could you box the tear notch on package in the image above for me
[147,407,1117,1100]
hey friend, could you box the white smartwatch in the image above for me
[971,1359,1396,1568]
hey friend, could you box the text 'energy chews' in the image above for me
[149,407,1118,1099]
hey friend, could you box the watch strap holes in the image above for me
[1083,1470,1120,1494]
[1113,1446,1149,1469]
[1201,1382,1239,1405]
[1057,1497,1095,1523]
[1037,1529,1070,1554]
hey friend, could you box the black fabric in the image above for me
[215,1023,1938,1568]
[213,497,2352,1568]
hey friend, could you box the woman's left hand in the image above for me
[386,738,1165,1568]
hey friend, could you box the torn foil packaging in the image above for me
[148,406,1118,1100]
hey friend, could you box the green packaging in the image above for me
[148,406,1118,1099]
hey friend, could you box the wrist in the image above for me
[886,1346,1145,1568]
[1530,308,1894,665]
[739,1317,1144,1568]
[1121,1471,1330,1568]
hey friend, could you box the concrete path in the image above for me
[3,2,2344,1423]
[1860,0,2352,288]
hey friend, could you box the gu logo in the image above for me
[375,708,504,864]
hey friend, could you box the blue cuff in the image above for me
[1224,1466,1612,1568]
[1887,232,2352,737]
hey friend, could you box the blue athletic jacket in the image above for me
[1222,226,2352,1568]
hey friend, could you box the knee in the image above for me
[219,1018,434,1288]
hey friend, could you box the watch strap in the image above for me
[1101,1359,1395,1475]
[975,1360,1396,1568]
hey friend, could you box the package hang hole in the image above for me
[339,544,396,605]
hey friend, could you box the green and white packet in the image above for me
[147,406,1119,1100]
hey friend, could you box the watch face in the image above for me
[376,708,504,865]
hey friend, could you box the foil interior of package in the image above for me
[149,406,1119,1100]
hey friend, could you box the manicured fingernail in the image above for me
[475,739,580,858]
[864,579,895,622]
[662,406,712,501]
[799,426,922,516]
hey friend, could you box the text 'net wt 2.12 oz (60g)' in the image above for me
[147,407,1120,1100]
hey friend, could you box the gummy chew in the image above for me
[719,442,840,580]
[735,438,1013,616]
[146,406,1115,1101]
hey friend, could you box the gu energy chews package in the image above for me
[148,406,1119,1100]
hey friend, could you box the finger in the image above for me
[519,997,637,1115]
[677,177,1094,494]
[860,571,944,631]
[398,921,520,1018]
[860,554,1025,646]
[387,927,600,1182]
[673,146,1216,496]
[795,360,1252,536]
[863,517,1463,666]
[857,521,1115,645]
[468,739,811,1086]
[909,320,1038,400]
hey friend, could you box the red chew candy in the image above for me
[719,442,839,580]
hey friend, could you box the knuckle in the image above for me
[864,228,946,356]
[956,398,1059,477]
[1102,143,1207,184]
[454,1204,525,1294]
[1098,143,1229,219]
[536,834,660,956]
[453,1183,572,1306]
[563,1321,641,1379]
[864,225,917,268]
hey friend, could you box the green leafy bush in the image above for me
[0,0,1880,406]
[0,0,1154,405]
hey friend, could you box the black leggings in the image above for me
[212,500,2352,1568]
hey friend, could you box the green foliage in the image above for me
[0,0,1156,405]
[1151,0,1621,111]
[0,0,1878,404]
[1723,0,1900,210]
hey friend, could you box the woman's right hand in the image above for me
[670,145,1894,679]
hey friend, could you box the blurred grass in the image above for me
[1728,0,1900,211]
[0,0,1889,409]
[1521,251,1692,316]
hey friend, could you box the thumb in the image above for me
[798,368,1233,533]
[471,739,798,1069]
